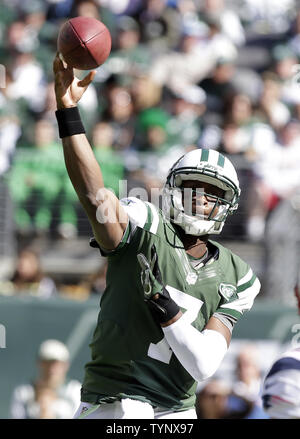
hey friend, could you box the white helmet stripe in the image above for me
[200,149,226,168]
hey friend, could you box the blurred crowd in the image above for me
[196,344,268,419]
[196,343,300,419]
[10,339,81,419]
[1,0,300,302]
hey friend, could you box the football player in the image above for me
[53,53,261,419]
[262,347,300,419]
[261,288,300,419]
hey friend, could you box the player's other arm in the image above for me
[140,247,230,382]
[145,300,229,382]
[162,314,230,382]
[161,269,260,382]
[53,53,127,250]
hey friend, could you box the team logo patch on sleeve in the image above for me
[219,283,237,301]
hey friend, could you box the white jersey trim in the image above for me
[120,197,148,229]
[145,201,160,234]
[237,268,253,287]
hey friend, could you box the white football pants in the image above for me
[73,399,197,419]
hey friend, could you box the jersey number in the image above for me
[147,285,203,364]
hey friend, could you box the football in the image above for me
[57,16,111,70]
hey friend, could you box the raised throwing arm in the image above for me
[53,53,128,250]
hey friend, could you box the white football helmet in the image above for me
[162,149,240,236]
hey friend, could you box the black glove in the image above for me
[137,244,180,324]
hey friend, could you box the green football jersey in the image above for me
[81,197,260,411]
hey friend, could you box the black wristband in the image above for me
[55,107,85,138]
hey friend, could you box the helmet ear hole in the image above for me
[225,191,232,201]
[175,175,182,187]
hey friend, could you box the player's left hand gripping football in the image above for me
[137,245,181,325]
[53,52,96,109]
